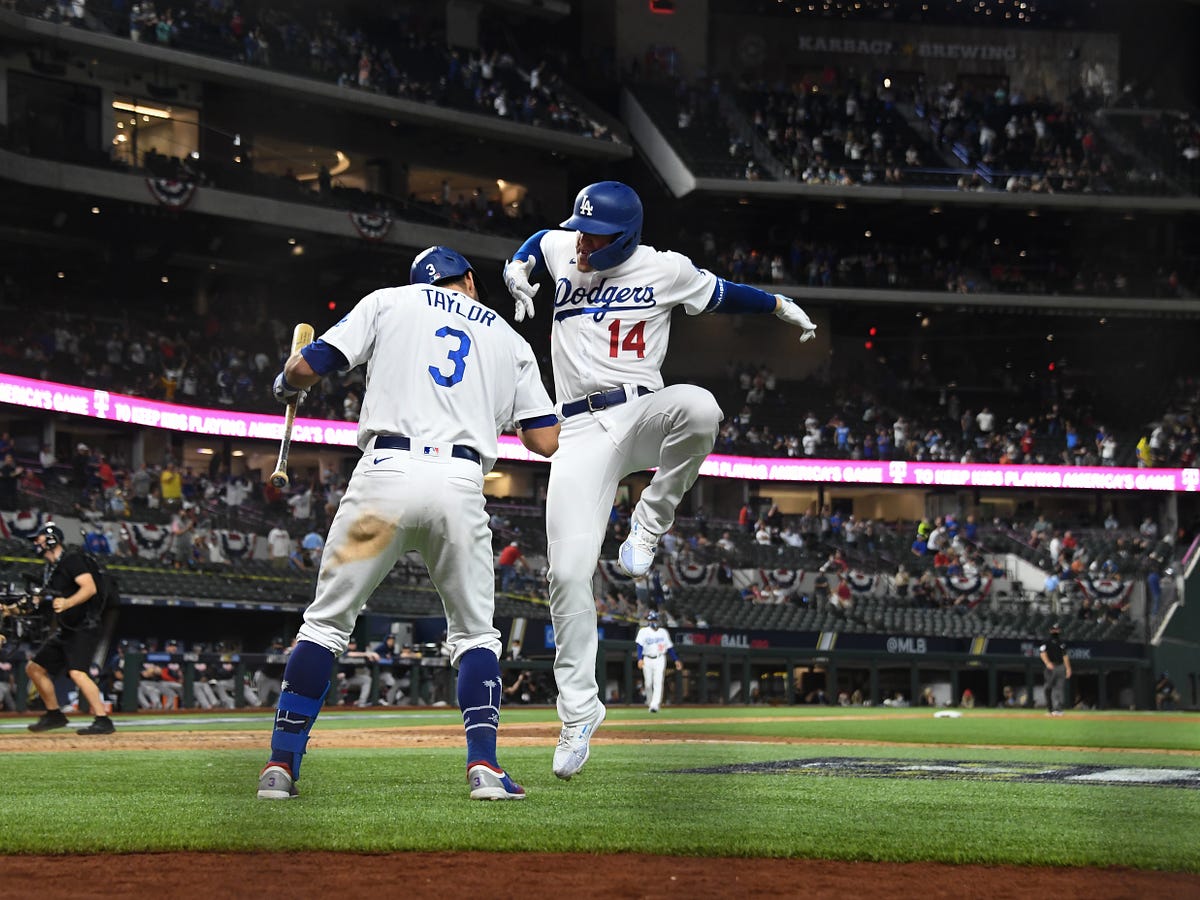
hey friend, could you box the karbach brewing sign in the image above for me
[797,35,1019,61]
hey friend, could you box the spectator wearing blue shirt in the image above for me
[963,515,978,543]
[829,511,843,541]
[834,419,850,454]
[302,529,325,564]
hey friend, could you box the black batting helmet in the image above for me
[31,521,65,555]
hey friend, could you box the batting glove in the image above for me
[272,372,306,405]
[775,295,817,343]
[503,256,540,322]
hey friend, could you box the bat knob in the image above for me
[271,474,289,489]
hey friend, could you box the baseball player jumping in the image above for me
[635,611,681,713]
[502,181,818,779]
[258,246,559,802]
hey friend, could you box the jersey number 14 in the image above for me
[607,320,646,359]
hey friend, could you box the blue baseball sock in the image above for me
[268,640,333,778]
[457,647,502,768]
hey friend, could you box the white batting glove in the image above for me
[503,256,540,322]
[775,295,817,343]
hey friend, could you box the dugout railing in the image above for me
[597,640,1154,711]
[2,647,1152,713]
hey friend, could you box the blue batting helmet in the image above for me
[410,246,488,300]
[560,181,643,270]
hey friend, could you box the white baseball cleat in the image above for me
[618,521,659,577]
[468,763,526,801]
[257,763,298,799]
[553,705,607,780]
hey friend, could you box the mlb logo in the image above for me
[423,446,441,458]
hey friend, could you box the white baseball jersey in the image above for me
[636,623,675,713]
[635,625,675,660]
[320,283,555,469]
[521,230,723,728]
[296,283,554,662]
[535,230,716,402]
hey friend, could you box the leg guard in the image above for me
[270,683,330,779]
[458,647,502,768]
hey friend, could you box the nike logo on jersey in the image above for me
[553,276,656,321]
[373,456,392,465]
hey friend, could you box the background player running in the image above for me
[635,611,681,714]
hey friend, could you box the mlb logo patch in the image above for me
[417,441,451,462]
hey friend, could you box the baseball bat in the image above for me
[270,322,315,489]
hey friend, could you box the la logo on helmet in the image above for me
[579,196,594,216]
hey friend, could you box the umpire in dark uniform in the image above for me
[24,522,115,735]
[1038,623,1072,717]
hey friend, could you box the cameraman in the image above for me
[24,522,115,735]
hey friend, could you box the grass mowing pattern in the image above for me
[0,708,1196,869]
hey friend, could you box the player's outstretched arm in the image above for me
[703,277,817,344]
[774,294,818,343]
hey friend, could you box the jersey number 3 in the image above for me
[607,320,646,359]
[429,326,472,387]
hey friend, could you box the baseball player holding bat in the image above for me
[635,611,681,714]
[259,246,559,801]
[502,180,818,779]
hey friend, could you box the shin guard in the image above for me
[270,683,329,779]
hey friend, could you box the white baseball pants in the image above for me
[642,654,667,710]
[546,384,721,725]
[297,447,502,666]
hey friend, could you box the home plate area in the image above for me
[676,758,1200,788]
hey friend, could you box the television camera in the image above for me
[0,580,50,648]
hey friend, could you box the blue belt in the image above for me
[561,385,652,418]
[373,435,481,465]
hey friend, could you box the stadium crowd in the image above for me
[17,0,616,142]
[2,294,1198,473]
[640,68,1190,197]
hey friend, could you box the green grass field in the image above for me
[1,706,1197,870]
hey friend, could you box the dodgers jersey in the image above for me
[533,230,716,402]
[635,625,674,658]
[319,283,555,470]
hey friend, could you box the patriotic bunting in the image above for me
[667,561,715,586]
[129,522,171,559]
[218,530,256,560]
[349,211,393,241]
[1075,574,1132,605]
[845,569,876,594]
[146,177,197,209]
[0,509,45,539]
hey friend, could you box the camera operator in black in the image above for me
[24,522,115,735]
